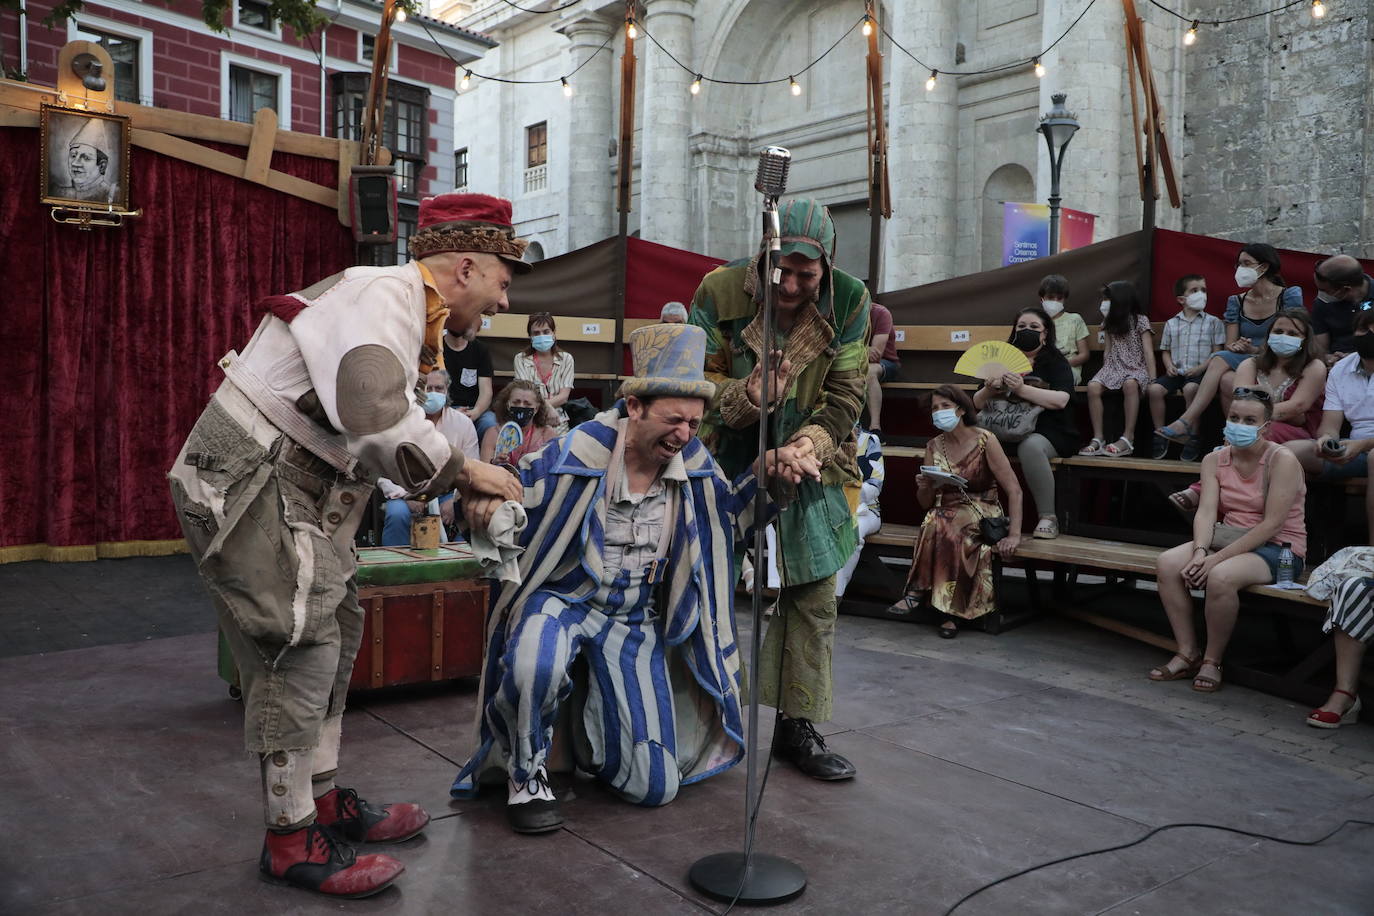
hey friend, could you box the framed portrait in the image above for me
[40,105,131,210]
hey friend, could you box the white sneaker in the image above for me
[507,764,555,805]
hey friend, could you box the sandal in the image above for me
[1307,689,1362,729]
[1032,516,1059,539]
[938,619,958,639]
[888,590,922,616]
[1078,438,1105,457]
[1167,488,1200,519]
[1192,659,1223,693]
[1148,652,1201,682]
[1156,419,1193,445]
[1104,437,1133,457]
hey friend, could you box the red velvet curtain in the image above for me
[0,127,354,560]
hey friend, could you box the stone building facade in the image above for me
[449,0,1373,289]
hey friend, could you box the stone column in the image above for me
[638,0,696,250]
[1038,0,1123,242]
[882,0,958,291]
[557,13,616,249]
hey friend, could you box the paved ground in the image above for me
[2,555,1373,914]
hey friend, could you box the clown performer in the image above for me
[451,323,821,834]
[167,193,527,898]
[688,198,870,782]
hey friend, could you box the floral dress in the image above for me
[1092,314,1152,390]
[905,431,1004,620]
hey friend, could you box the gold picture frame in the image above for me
[40,104,131,211]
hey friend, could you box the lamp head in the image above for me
[1038,92,1080,152]
[71,53,106,92]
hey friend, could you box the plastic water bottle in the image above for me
[1275,543,1295,588]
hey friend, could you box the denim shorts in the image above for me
[1150,373,1198,395]
[1252,542,1304,582]
[1320,451,1370,480]
[875,358,900,383]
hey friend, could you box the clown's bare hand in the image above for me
[764,437,821,484]
[462,493,506,532]
[457,458,523,504]
[745,351,793,408]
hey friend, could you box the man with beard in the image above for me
[452,323,819,833]
[688,198,870,782]
[168,193,525,897]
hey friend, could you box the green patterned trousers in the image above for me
[758,574,837,722]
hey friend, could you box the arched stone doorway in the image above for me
[981,163,1036,271]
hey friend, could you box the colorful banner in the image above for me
[1059,207,1096,252]
[1002,202,1050,265]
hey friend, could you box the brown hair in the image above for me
[492,379,557,428]
[929,384,978,425]
[1255,308,1322,376]
[521,312,562,357]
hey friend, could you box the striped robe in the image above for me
[452,407,761,800]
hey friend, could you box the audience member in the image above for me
[974,307,1074,539]
[1082,281,1155,457]
[1157,243,1304,449]
[1303,547,1374,728]
[513,312,574,432]
[1285,308,1374,540]
[1148,389,1306,692]
[1233,309,1327,442]
[1149,275,1225,459]
[480,379,560,465]
[660,301,688,323]
[443,319,497,441]
[834,426,885,598]
[889,386,1021,637]
[1038,274,1090,383]
[378,370,480,546]
[865,301,901,438]
[1312,255,1374,366]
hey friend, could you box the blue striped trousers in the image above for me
[490,567,682,806]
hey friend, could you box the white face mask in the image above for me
[1184,291,1207,311]
[1041,299,1065,318]
[1235,266,1260,288]
[1099,300,1112,317]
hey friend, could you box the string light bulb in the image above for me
[1033,57,1045,78]
[925,69,938,92]
[1184,20,1198,46]
[862,15,873,37]
[1311,0,1326,18]
[690,74,702,96]
[789,75,801,96]
[460,69,471,91]
[626,17,637,39]
[394,5,407,22]
[561,77,572,97]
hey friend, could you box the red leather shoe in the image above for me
[259,822,403,898]
[1307,689,1362,729]
[315,786,430,844]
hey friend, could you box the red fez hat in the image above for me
[409,192,531,273]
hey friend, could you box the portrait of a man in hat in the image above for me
[42,107,128,208]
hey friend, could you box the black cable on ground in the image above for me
[941,817,1374,916]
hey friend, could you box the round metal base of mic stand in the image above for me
[688,851,806,905]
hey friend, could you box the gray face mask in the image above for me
[1316,290,1337,303]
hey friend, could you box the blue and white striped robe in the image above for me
[452,407,761,804]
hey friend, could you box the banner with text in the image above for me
[1002,203,1097,265]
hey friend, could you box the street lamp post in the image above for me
[1037,92,1080,256]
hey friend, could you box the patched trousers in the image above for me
[758,574,838,722]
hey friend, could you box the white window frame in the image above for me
[232,0,283,40]
[67,13,155,107]
[220,52,293,130]
[358,32,400,71]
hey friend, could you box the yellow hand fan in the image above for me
[953,340,1033,380]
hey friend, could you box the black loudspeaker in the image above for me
[349,165,397,245]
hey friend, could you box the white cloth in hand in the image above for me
[377,477,408,500]
[469,500,527,583]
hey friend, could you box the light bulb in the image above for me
[1184,21,1198,46]
[395,6,407,22]
[562,77,572,97]
[925,69,937,92]
[862,16,873,37]
[789,76,801,96]
[1033,58,1045,78]
[626,19,637,39]
[1311,0,1326,18]
[460,70,471,90]
[690,74,701,96]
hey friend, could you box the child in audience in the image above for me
[1149,275,1225,459]
[1081,281,1155,457]
[1039,274,1090,384]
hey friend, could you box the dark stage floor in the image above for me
[3,555,1374,914]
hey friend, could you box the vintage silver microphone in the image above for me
[689,146,807,906]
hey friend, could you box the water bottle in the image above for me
[1275,542,1295,588]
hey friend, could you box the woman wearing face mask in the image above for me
[513,312,575,433]
[1038,274,1090,384]
[1149,389,1306,692]
[481,380,560,465]
[1157,243,1305,448]
[888,386,1022,636]
[972,308,1075,539]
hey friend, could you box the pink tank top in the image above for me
[1215,444,1306,557]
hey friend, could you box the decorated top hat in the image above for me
[620,324,716,402]
[409,192,531,273]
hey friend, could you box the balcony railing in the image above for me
[523,164,547,194]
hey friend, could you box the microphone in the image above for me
[754,146,791,201]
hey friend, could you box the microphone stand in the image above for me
[688,191,807,906]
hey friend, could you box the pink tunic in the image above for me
[1215,444,1306,557]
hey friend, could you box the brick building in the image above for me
[3,0,493,260]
